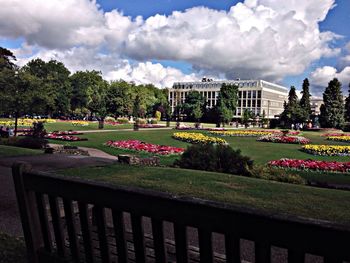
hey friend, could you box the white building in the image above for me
[168,79,288,118]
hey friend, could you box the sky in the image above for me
[1,0,350,96]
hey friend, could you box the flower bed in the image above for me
[268,158,350,173]
[257,135,310,144]
[45,133,87,141]
[106,140,184,155]
[173,132,227,145]
[321,133,350,137]
[327,136,350,143]
[138,124,166,128]
[105,121,121,126]
[51,130,83,135]
[209,130,279,137]
[71,121,89,126]
[302,145,350,156]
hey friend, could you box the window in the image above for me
[243,100,246,107]
[239,91,242,98]
[247,100,251,107]
[238,100,241,107]
[252,100,256,107]
[247,91,251,98]
[243,91,246,98]
[252,91,256,98]
[258,91,262,98]
[257,100,261,107]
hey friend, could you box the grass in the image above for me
[0,232,26,263]
[0,145,42,157]
[46,129,350,165]
[60,163,350,226]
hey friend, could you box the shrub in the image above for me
[105,116,116,122]
[32,122,46,138]
[154,110,162,121]
[150,119,158,124]
[249,166,305,184]
[117,117,129,124]
[174,144,253,176]
[13,137,48,149]
[137,118,147,125]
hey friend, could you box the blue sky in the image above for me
[0,0,349,93]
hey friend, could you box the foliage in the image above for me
[5,136,48,149]
[241,109,253,127]
[280,86,305,127]
[345,82,350,122]
[216,83,238,126]
[299,78,312,121]
[32,122,46,138]
[154,110,161,121]
[319,78,344,128]
[180,91,206,122]
[174,144,253,176]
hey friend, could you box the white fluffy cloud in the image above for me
[0,0,340,87]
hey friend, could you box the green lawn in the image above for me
[60,164,350,226]
[47,129,350,165]
[0,145,42,157]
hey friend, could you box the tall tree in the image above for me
[345,82,350,122]
[299,78,312,121]
[280,86,304,127]
[319,78,344,128]
[181,91,206,123]
[216,83,239,126]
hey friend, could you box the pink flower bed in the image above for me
[138,124,166,128]
[321,133,350,137]
[51,131,83,135]
[257,135,310,144]
[175,127,227,131]
[268,158,350,173]
[105,121,121,126]
[106,140,184,155]
[45,133,87,141]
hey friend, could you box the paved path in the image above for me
[0,152,117,237]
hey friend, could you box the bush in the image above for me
[117,117,129,124]
[105,116,116,122]
[342,123,350,132]
[150,119,157,124]
[174,144,253,176]
[32,122,46,138]
[13,137,47,149]
[154,111,162,121]
[137,118,147,125]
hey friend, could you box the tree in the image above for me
[23,59,72,116]
[241,109,253,128]
[319,78,344,128]
[299,78,312,121]
[106,80,134,116]
[181,91,206,125]
[216,83,239,126]
[345,82,350,122]
[280,86,304,127]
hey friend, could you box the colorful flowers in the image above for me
[173,132,228,145]
[71,121,89,126]
[302,144,350,156]
[327,136,350,142]
[269,158,350,173]
[257,135,310,144]
[138,124,166,128]
[45,131,86,141]
[209,130,278,137]
[106,140,184,155]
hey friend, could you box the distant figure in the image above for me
[291,123,294,130]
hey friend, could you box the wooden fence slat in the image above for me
[12,162,44,263]
[35,192,53,252]
[131,214,146,263]
[112,210,128,263]
[78,202,94,263]
[48,195,66,257]
[94,206,110,263]
[198,229,213,263]
[288,249,304,263]
[255,241,271,263]
[225,234,240,263]
[151,218,167,263]
[63,199,80,262]
[174,223,188,263]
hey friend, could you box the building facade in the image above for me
[168,79,288,118]
[310,97,323,115]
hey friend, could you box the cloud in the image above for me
[0,0,340,87]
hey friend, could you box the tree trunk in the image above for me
[98,118,104,129]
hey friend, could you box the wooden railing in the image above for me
[12,162,350,263]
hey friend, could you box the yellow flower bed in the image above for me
[71,120,89,126]
[209,130,274,137]
[0,118,56,127]
[173,132,227,145]
[327,136,350,142]
[302,144,350,156]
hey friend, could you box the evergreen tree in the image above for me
[319,78,344,128]
[345,82,350,122]
[299,78,312,121]
[280,86,304,127]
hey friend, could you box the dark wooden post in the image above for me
[12,162,44,263]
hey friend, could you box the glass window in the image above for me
[243,100,246,107]
[239,91,242,98]
[252,91,256,98]
[257,100,261,107]
[258,91,262,98]
[243,91,246,98]
[247,100,251,107]
[247,91,251,98]
[252,100,256,107]
[238,100,241,107]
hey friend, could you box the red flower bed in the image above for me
[321,133,350,137]
[257,135,310,144]
[105,121,121,126]
[106,140,184,155]
[268,158,350,173]
[45,133,87,141]
[51,130,83,135]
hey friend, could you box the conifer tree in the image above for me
[319,78,344,128]
[345,82,350,122]
[300,78,312,121]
